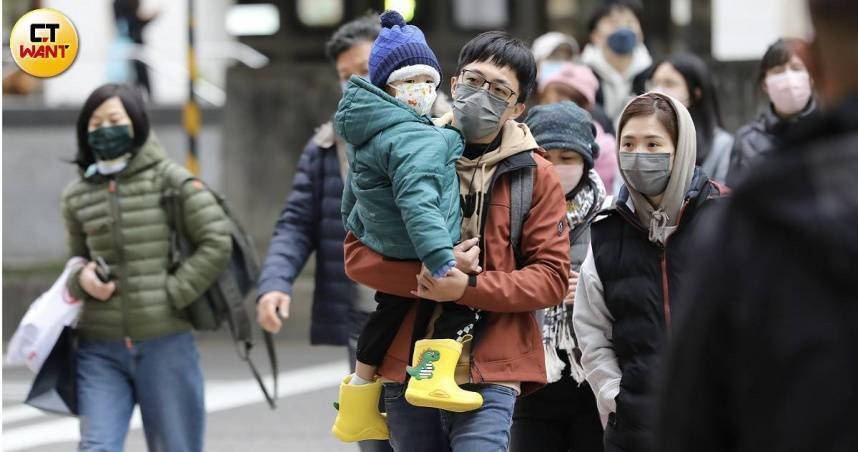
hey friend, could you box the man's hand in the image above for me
[257,291,291,333]
[79,261,116,301]
[454,237,482,274]
[411,266,468,302]
[564,270,579,305]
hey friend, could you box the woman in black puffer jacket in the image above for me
[726,38,819,186]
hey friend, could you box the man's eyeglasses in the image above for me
[458,69,517,102]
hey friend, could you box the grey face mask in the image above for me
[451,83,510,141]
[619,151,672,196]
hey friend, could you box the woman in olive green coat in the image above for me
[62,84,231,452]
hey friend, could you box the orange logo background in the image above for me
[9,8,79,78]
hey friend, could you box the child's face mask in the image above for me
[390,82,437,117]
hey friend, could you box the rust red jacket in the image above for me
[344,148,570,395]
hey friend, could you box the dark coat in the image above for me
[591,170,724,451]
[258,124,354,346]
[659,94,858,452]
[725,100,818,186]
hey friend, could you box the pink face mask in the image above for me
[765,69,812,116]
[553,164,585,195]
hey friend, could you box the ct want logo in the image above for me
[9,8,79,78]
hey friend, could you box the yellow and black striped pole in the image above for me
[184,0,200,175]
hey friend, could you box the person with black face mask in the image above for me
[61,83,233,451]
[580,0,652,121]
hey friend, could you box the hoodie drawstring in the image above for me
[475,163,487,227]
[649,209,670,244]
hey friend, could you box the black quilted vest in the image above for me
[591,171,720,450]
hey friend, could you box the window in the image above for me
[296,0,344,28]
[453,0,508,29]
[225,4,280,36]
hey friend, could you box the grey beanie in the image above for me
[525,101,599,168]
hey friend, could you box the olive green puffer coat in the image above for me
[62,134,232,341]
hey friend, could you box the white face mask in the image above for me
[389,82,437,117]
[765,69,812,116]
[95,153,132,175]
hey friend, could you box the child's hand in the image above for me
[454,238,482,274]
[411,266,468,302]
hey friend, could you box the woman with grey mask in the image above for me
[571,92,727,452]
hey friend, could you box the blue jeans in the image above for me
[383,382,517,452]
[77,332,204,452]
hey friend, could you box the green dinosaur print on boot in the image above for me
[406,348,441,380]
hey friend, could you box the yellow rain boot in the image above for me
[404,339,484,412]
[331,375,389,442]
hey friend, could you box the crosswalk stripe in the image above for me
[2,382,34,401]
[2,360,346,451]
[2,404,45,424]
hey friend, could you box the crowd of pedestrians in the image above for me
[56,0,856,450]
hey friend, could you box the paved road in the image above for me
[2,338,372,452]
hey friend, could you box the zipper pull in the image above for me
[108,180,117,193]
[125,336,133,349]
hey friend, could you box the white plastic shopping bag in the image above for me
[6,257,86,373]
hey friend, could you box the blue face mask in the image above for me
[606,28,637,55]
[538,60,565,83]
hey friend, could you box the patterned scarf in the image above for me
[540,170,606,384]
[566,170,605,228]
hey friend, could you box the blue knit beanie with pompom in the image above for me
[368,11,442,89]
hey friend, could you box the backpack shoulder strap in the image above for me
[509,165,534,269]
[236,332,279,409]
[159,161,197,269]
[159,160,196,193]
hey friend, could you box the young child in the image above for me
[332,11,485,443]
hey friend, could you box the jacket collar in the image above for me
[493,147,537,180]
[782,93,858,148]
[311,121,337,149]
[762,97,819,133]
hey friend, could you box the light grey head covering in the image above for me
[617,92,697,244]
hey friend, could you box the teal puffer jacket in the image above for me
[62,134,232,341]
[335,75,463,275]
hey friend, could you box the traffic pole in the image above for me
[184,0,200,175]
